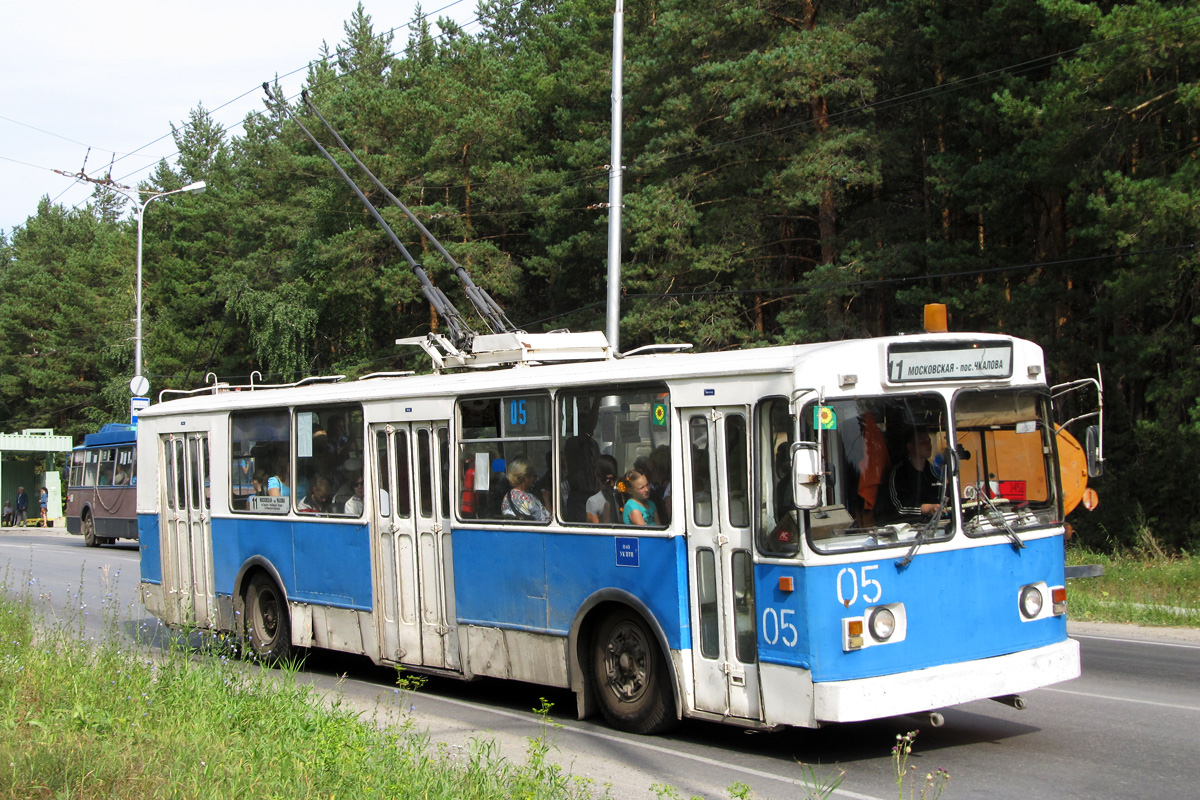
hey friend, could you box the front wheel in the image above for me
[82,514,100,547]
[592,610,676,734]
[243,574,292,662]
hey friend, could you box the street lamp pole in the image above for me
[123,181,206,396]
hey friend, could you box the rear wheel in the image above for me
[592,610,675,734]
[243,574,292,662]
[82,514,100,547]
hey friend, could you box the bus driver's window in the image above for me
[757,397,799,556]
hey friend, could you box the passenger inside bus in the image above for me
[267,460,291,497]
[343,477,366,516]
[586,454,620,523]
[562,434,600,522]
[325,414,349,456]
[297,477,333,513]
[250,470,268,498]
[622,468,658,525]
[647,445,672,524]
[501,457,550,521]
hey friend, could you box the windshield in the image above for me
[798,389,1060,555]
[954,389,1060,538]
[801,394,953,554]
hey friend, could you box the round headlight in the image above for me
[868,606,896,641]
[1020,585,1044,619]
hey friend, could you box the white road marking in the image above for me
[1042,687,1200,712]
[1072,633,1200,650]
[404,689,889,800]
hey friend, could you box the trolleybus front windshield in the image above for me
[954,389,1059,538]
[802,394,952,554]
[801,389,1057,554]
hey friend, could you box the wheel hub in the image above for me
[604,623,648,702]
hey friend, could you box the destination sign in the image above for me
[887,341,1013,383]
[249,495,289,513]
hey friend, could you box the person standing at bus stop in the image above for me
[14,487,28,527]
[38,487,49,527]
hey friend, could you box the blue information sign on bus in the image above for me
[615,537,639,567]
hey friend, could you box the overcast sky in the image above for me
[0,0,479,236]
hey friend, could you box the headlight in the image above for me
[869,606,896,641]
[1020,585,1044,619]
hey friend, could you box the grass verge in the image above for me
[0,578,605,800]
[1066,544,1200,628]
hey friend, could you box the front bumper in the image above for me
[813,638,1080,722]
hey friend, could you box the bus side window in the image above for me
[294,404,365,516]
[69,450,84,487]
[457,395,552,524]
[756,397,799,556]
[230,410,290,514]
[98,448,115,486]
[83,449,98,487]
[557,386,671,527]
[114,447,133,486]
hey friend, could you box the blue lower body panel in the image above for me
[209,517,372,610]
[757,535,1068,682]
[452,529,690,649]
[139,513,161,584]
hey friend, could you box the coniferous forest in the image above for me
[1,0,1197,550]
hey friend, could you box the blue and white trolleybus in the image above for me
[137,318,1092,733]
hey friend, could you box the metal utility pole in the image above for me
[605,0,625,353]
[54,169,206,396]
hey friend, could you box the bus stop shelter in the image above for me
[0,428,72,526]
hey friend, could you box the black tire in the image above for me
[592,610,676,734]
[82,513,100,548]
[244,574,292,662]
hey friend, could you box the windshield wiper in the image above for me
[976,488,1025,550]
[896,466,951,569]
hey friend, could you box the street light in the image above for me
[121,180,207,396]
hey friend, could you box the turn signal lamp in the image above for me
[845,618,864,651]
[1052,586,1067,615]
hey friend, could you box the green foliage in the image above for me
[1066,542,1200,626]
[0,201,132,435]
[1,0,1197,550]
[0,577,604,799]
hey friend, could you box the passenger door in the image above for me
[370,422,459,671]
[159,432,215,628]
[684,407,762,721]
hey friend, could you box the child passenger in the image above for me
[622,469,658,526]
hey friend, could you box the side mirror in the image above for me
[791,442,823,510]
[1085,424,1104,478]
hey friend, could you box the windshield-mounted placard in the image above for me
[887,341,1013,383]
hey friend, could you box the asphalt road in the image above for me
[3,525,1197,799]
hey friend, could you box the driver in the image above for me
[887,428,945,520]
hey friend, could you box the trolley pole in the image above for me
[605,0,625,353]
